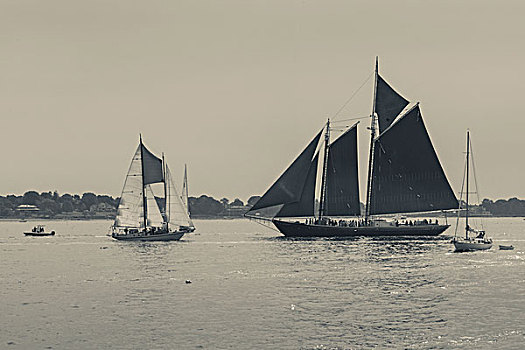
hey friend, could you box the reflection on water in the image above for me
[0,218,524,349]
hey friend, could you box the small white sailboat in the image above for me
[111,136,194,241]
[452,131,492,252]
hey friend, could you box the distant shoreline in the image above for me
[3,192,525,220]
[0,216,247,222]
[4,215,525,223]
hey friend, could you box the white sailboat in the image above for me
[111,136,194,241]
[452,131,492,252]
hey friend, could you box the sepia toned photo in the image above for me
[1,1,524,349]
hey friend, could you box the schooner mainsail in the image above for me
[246,59,458,237]
[111,136,194,241]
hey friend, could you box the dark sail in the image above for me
[141,144,164,185]
[249,130,323,212]
[325,125,360,216]
[376,74,409,134]
[276,154,318,217]
[369,105,458,215]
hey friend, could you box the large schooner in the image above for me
[111,136,194,241]
[246,59,459,237]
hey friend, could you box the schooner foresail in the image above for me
[249,130,323,216]
[111,136,193,241]
[246,58,458,237]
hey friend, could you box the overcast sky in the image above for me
[1,0,524,202]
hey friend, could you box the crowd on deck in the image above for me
[303,217,440,227]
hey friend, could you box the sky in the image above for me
[1,0,524,202]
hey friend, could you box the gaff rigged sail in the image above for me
[325,124,360,216]
[369,105,458,215]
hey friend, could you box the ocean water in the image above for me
[1,218,524,349]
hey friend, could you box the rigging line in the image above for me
[331,116,369,123]
[469,138,482,203]
[331,72,373,121]
[329,127,354,132]
[454,152,468,238]
[248,216,281,233]
[469,137,484,230]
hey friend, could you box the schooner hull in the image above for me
[273,219,450,237]
[112,231,184,241]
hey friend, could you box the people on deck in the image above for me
[302,217,441,227]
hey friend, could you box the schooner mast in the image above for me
[465,130,470,239]
[318,119,330,219]
[139,134,148,230]
[365,57,379,220]
[163,153,169,232]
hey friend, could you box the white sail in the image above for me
[112,137,193,241]
[166,166,192,229]
[114,146,145,228]
[181,165,189,211]
[146,185,165,228]
[181,165,194,227]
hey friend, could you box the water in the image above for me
[1,218,524,349]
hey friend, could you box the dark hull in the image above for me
[24,232,55,236]
[112,231,184,241]
[273,219,450,237]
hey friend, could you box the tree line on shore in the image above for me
[1,191,525,219]
[0,191,261,219]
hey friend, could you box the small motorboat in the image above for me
[24,225,55,236]
[499,245,514,250]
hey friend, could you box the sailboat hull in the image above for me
[273,219,450,237]
[112,231,185,241]
[453,241,492,252]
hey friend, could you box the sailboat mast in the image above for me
[318,119,330,219]
[465,130,470,239]
[163,153,168,232]
[365,56,379,220]
[139,135,148,230]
